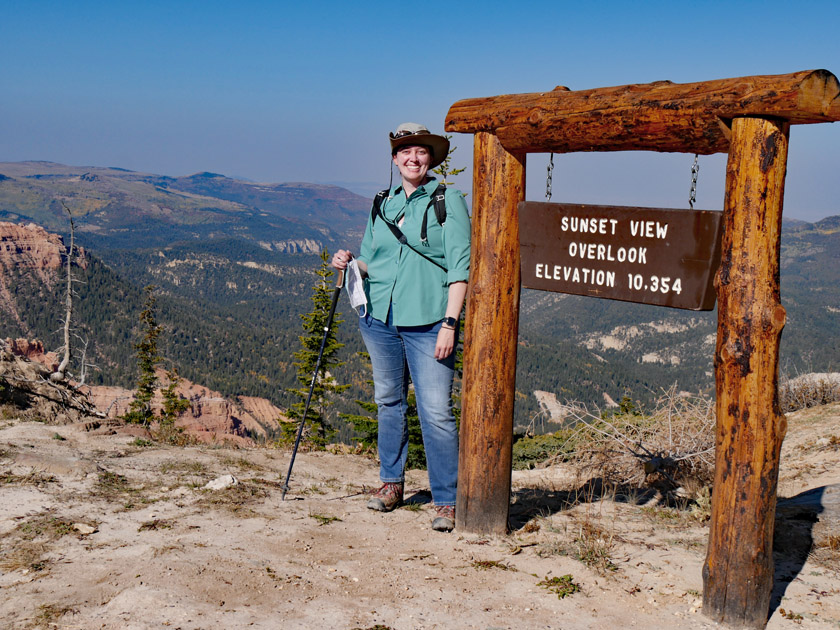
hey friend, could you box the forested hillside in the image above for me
[0,161,369,251]
[1,159,837,431]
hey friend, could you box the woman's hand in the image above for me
[331,249,353,270]
[435,326,456,360]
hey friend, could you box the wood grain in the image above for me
[446,70,839,154]
[456,132,526,534]
[702,116,790,629]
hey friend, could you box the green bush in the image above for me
[512,430,576,470]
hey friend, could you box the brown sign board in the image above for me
[519,202,723,310]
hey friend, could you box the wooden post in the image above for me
[703,116,790,629]
[457,132,526,534]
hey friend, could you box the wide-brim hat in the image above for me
[389,122,450,169]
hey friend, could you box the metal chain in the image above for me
[688,154,700,210]
[545,153,554,201]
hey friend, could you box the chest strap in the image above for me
[370,184,448,273]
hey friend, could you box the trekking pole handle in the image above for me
[335,268,345,289]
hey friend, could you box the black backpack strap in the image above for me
[432,183,447,226]
[372,185,448,273]
[420,183,447,244]
[371,188,389,225]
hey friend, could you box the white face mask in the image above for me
[345,259,367,316]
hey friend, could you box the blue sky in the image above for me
[2,0,838,220]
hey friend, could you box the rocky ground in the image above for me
[1,399,839,630]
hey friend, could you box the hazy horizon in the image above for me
[3,1,839,221]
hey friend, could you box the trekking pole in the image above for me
[281,267,345,500]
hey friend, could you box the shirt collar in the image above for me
[393,176,438,198]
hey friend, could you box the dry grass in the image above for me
[1,470,59,487]
[150,422,199,447]
[34,603,79,627]
[92,469,135,500]
[0,542,50,573]
[152,543,185,557]
[14,513,77,542]
[571,520,618,573]
[575,389,714,490]
[159,459,208,475]
[471,559,516,571]
[196,482,270,514]
[812,534,840,569]
[309,512,342,526]
[780,373,840,413]
[533,511,618,575]
[218,455,265,472]
[90,469,160,510]
[0,512,77,574]
[138,518,175,532]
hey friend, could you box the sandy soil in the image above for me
[1,404,839,630]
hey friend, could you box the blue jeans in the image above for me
[359,311,458,506]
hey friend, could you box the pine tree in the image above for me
[432,134,466,191]
[341,352,379,450]
[125,285,162,425]
[159,367,190,435]
[405,390,426,470]
[150,366,191,444]
[340,351,427,468]
[283,250,348,448]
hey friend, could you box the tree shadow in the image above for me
[768,485,826,618]
[508,477,660,531]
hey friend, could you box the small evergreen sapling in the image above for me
[432,134,466,191]
[158,367,190,443]
[341,353,427,469]
[125,286,162,425]
[283,251,348,448]
[124,287,190,436]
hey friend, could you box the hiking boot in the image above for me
[367,482,403,512]
[432,505,455,532]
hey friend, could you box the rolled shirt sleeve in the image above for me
[442,187,470,285]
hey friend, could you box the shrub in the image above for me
[779,373,840,413]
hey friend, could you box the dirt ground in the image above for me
[1,404,839,630]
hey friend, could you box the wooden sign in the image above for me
[519,202,723,310]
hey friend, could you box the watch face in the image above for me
[444,317,457,327]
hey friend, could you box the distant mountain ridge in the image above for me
[0,158,837,425]
[0,161,371,251]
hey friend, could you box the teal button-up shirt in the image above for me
[357,178,471,326]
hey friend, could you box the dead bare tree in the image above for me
[74,333,98,386]
[51,201,76,383]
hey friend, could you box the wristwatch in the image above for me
[442,316,458,328]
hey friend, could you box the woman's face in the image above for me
[393,145,431,188]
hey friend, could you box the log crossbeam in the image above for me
[445,70,840,155]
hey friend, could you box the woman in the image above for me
[332,122,470,532]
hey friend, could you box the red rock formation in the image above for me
[0,221,87,323]
[238,396,289,428]
[5,338,59,371]
[0,221,86,276]
[84,369,291,446]
[4,338,289,447]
